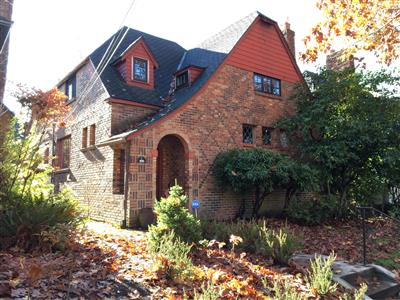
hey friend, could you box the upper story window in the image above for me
[89,124,96,146]
[262,127,273,145]
[82,127,88,148]
[133,58,148,82]
[56,136,71,169]
[176,71,189,89]
[242,125,254,145]
[253,73,281,96]
[65,75,76,102]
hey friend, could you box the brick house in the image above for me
[53,11,303,226]
[0,0,14,140]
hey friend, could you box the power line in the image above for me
[64,0,137,122]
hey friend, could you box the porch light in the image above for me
[137,156,146,164]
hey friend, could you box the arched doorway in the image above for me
[156,135,188,199]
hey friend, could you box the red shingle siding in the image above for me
[120,39,157,89]
[226,19,301,83]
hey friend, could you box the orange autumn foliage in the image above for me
[302,0,400,65]
[15,85,69,126]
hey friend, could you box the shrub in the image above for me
[193,282,219,300]
[201,220,261,253]
[285,195,340,225]
[269,279,303,300]
[148,184,201,247]
[340,283,368,300]
[257,224,299,265]
[213,148,317,217]
[149,231,194,282]
[201,220,298,265]
[308,253,337,296]
[0,189,82,250]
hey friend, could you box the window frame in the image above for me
[253,73,281,96]
[175,71,189,89]
[242,124,254,145]
[56,135,71,169]
[82,127,88,149]
[262,127,273,145]
[89,124,96,146]
[65,75,76,102]
[132,57,148,82]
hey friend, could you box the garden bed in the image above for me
[0,219,397,299]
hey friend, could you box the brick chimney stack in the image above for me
[283,21,295,59]
[0,0,14,104]
[326,50,355,71]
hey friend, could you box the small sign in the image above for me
[192,199,200,209]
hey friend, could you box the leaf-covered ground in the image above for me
[0,219,398,299]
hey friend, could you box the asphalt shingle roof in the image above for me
[93,12,273,143]
[89,27,185,107]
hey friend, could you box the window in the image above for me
[113,149,125,194]
[65,75,76,102]
[56,136,71,169]
[280,131,289,148]
[262,127,273,145]
[82,127,88,148]
[89,124,96,146]
[253,73,281,96]
[133,58,148,82]
[176,71,189,89]
[242,125,254,144]
[44,147,50,164]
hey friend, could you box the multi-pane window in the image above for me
[89,124,96,146]
[133,58,148,82]
[262,127,273,145]
[65,75,76,102]
[176,71,189,89]
[242,125,254,144]
[57,136,71,169]
[280,131,289,148]
[253,73,281,96]
[82,127,88,148]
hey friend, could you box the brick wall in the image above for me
[126,63,297,222]
[0,0,13,103]
[111,103,155,134]
[52,61,127,224]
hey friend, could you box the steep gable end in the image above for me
[115,36,159,89]
[226,16,301,83]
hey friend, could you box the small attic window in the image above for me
[176,71,189,89]
[133,58,148,82]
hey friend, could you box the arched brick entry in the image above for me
[156,135,188,199]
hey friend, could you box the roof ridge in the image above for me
[197,11,259,53]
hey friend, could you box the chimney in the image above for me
[326,50,355,71]
[283,21,295,59]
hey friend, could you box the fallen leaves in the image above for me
[0,218,397,299]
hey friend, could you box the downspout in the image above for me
[122,139,131,228]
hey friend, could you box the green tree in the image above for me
[278,68,400,215]
[213,148,317,218]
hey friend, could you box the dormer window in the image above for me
[133,58,148,82]
[176,71,189,89]
[65,75,76,102]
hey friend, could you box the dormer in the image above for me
[174,65,204,90]
[114,36,159,89]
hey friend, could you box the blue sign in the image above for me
[192,199,200,209]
